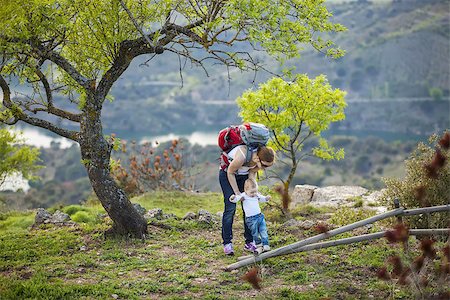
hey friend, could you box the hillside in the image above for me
[1,192,449,299]
[93,0,449,136]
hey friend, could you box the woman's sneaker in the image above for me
[263,245,271,252]
[244,242,257,253]
[223,243,234,256]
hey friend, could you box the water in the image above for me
[13,126,74,149]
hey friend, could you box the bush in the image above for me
[71,211,96,224]
[380,132,450,229]
[63,205,87,216]
[329,207,376,227]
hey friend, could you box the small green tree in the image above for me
[237,74,346,214]
[0,127,41,188]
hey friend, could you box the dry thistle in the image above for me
[424,163,439,179]
[384,230,398,243]
[389,255,403,278]
[420,239,436,259]
[412,255,425,273]
[377,267,391,281]
[438,132,450,149]
[394,223,409,243]
[398,268,411,285]
[431,149,446,169]
[419,276,429,287]
[314,223,330,234]
[443,244,450,261]
[414,185,426,202]
[384,223,409,243]
[274,184,291,210]
[241,267,262,290]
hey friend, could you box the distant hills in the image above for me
[98,0,449,139]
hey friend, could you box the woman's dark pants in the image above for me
[219,170,253,245]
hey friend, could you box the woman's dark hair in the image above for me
[257,146,275,163]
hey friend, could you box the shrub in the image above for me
[111,139,193,196]
[329,207,376,227]
[63,205,87,216]
[380,132,450,229]
[71,211,96,224]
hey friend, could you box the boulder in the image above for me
[198,209,212,223]
[311,186,368,206]
[145,208,163,219]
[362,189,385,205]
[51,210,71,223]
[35,208,52,225]
[291,184,319,207]
[182,212,197,220]
[34,208,74,227]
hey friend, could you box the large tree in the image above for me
[0,0,345,237]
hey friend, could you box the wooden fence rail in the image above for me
[226,205,450,271]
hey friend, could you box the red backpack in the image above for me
[218,123,270,171]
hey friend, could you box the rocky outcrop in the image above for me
[311,186,368,205]
[291,185,318,207]
[291,185,386,212]
[34,208,76,227]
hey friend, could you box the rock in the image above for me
[182,212,197,220]
[363,189,385,205]
[198,209,212,223]
[163,213,177,219]
[291,185,319,207]
[297,220,316,230]
[281,219,315,230]
[132,203,147,216]
[311,186,368,206]
[282,219,300,228]
[145,208,163,219]
[35,208,52,225]
[51,210,71,223]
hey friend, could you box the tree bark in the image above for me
[79,97,147,238]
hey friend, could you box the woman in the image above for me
[219,145,275,255]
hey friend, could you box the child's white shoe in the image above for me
[263,245,271,252]
[255,244,263,255]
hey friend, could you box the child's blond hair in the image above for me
[244,178,258,192]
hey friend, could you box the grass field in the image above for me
[1,191,448,299]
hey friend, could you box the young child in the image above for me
[230,179,271,254]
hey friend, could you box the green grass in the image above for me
[1,191,447,299]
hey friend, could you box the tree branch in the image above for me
[119,0,154,47]
[29,39,91,90]
[34,69,81,122]
[0,74,80,142]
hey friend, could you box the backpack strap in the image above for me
[245,146,257,164]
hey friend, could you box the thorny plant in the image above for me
[111,138,192,196]
[377,132,450,300]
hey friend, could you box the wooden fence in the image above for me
[226,204,450,271]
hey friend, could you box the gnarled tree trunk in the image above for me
[79,98,147,238]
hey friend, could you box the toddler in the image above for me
[230,179,271,254]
